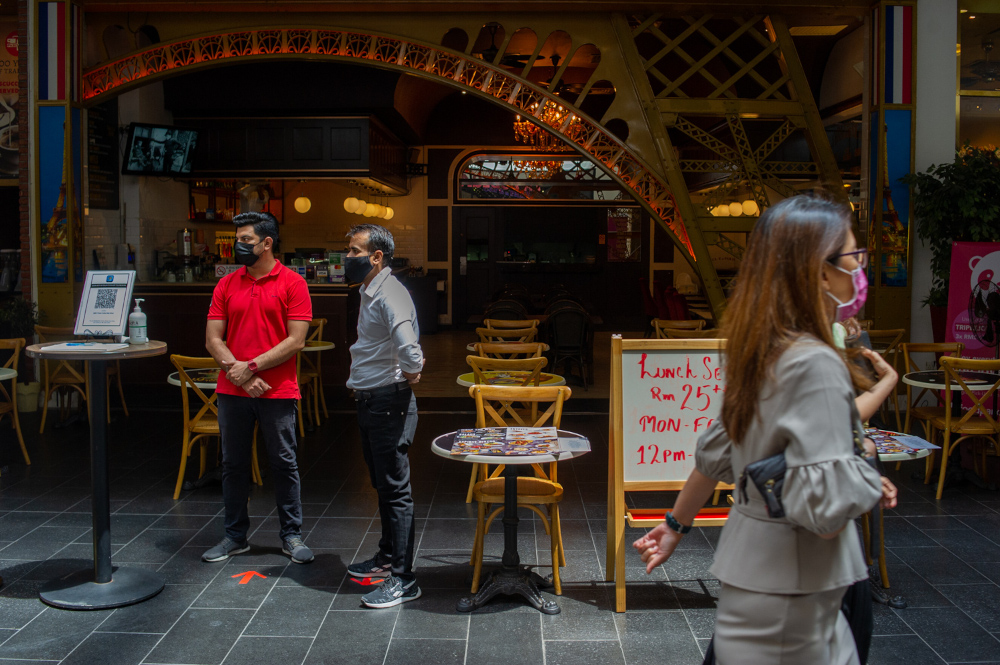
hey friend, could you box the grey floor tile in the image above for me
[883,516,939,547]
[890,546,991,585]
[900,607,1000,662]
[882,564,953,608]
[145,608,255,665]
[467,612,542,665]
[113,528,199,565]
[61,632,159,665]
[221,635,313,665]
[190,556,284,610]
[321,492,379,518]
[0,608,107,661]
[383,638,465,665]
[275,550,349,588]
[0,513,60,541]
[867,635,946,665]
[924,527,1000,562]
[98,583,203,633]
[545,640,625,665]
[157,547,231,585]
[393,592,469,639]
[302,517,371,549]
[937,583,1000,632]
[0,580,46,630]
[615,611,704,664]
[244,585,334,637]
[540,589,618,641]
[872,604,913,636]
[304,609,395,665]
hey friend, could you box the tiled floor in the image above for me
[0,388,996,663]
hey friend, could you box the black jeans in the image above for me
[217,393,302,542]
[356,386,417,579]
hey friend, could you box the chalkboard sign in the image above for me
[87,100,119,210]
[605,336,731,612]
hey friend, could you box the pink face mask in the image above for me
[826,264,868,322]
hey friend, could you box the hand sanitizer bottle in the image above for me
[128,299,147,345]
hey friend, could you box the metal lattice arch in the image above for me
[82,28,693,257]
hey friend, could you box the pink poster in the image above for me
[945,241,1000,359]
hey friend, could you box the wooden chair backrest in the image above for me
[664,328,721,339]
[940,356,1000,431]
[170,355,221,430]
[307,318,327,343]
[0,338,24,406]
[474,342,549,360]
[857,319,873,331]
[35,325,86,385]
[652,319,706,338]
[483,319,539,330]
[466,355,548,386]
[866,328,906,367]
[470,384,571,429]
[299,318,328,380]
[900,342,964,409]
[476,326,538,344]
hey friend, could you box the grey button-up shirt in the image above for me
[347,266,424,391]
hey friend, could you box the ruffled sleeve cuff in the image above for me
[782,456,882,535]
[695,420,735,485]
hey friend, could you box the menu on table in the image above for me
[450,427,559,456]
[864,428,940,455]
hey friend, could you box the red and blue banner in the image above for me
[873,4,913,105]
[37,2,80,101]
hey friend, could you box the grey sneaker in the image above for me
[282,536,314,564]
[348,551,392,578]
[361,575,421,608]
[202,537,249,562]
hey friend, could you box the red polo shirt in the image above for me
[208,260,312,399]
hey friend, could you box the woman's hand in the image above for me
[880,476,898,509]
[861,348,898,385]
[633,523,683,574]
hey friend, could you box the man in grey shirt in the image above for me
[343,224,424,608]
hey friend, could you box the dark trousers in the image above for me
[356,386,417,579]
[218,393,302,542]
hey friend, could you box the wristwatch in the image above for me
[247,360,259,374]
[665,511,692,535]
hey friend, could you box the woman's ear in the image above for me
[820,263,832,290]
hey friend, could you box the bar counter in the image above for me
[123,282,358,390]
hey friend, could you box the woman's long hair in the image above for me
[719,195,873,444]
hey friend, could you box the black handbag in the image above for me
[738,451,787,518]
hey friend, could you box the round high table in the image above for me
[901,369,998,412]
[431,429,589,614]
[26,341,167,610]
[456,371,565,388]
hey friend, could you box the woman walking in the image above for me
[634,195,893,665]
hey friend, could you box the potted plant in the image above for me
[0,298,39,409]
[901,143,1000,341]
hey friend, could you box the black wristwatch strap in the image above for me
[665,511,692,534]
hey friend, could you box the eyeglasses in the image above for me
[827,248,868,270]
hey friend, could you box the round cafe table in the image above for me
[456,371,565,388]
[26,341,167,610]
[901,370,998,414]
[167,367,219,389]
[431,429,589,614]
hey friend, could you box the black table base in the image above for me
[456,464,560,614]
[39,567,164,610]
[38,359,165,610]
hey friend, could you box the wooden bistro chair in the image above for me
[473,341,549,360]
[171,355,262,500]
[0,338,30,465]
[476,326,538,344]
[652,319,706,338]
[469,384,572,595]
[296,318,328,436]
[865,328,906,431]
[663,328,721,339]
[901,342,964,440]
[463,355,549,503]
[482,319,540,330]
[36,325,128,433]
[927,357,1000,500]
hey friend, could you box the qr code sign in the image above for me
[95,288,117,310]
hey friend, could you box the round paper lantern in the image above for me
[294,196,312,214]
[354,199,367,215]
[364,203,377,217]
[728,201,744,217]
[343,197,359,213]
[713,205,730,217]
[742,199,759,216]
[384,207,395,220]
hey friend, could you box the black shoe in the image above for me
[348,551,392,578]
[361,575,421,608]
[202,537,249,562]
[282,536,314,564]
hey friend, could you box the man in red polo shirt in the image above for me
[202,211,314,564]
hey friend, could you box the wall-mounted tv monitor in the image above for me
[121,123,198,176]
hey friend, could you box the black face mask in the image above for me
[234,241,260,267]
[345,255,373,284]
